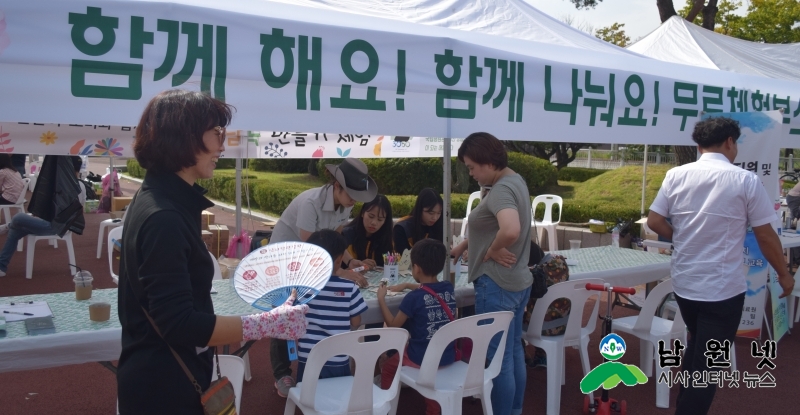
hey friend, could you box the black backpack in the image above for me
[249,230,273,252]
[79,179,99,200]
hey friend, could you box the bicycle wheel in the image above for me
[780,173,798,183]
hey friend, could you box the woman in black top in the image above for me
[393,188,443,254]
[342,194,393,267]
[117,90,307,414]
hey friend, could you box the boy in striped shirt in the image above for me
[296,229,367,382]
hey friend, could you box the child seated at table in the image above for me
[377,238,455,415]
[296,230,367,383]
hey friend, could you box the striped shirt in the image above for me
[0,168,24,204]
[297,276,367,366]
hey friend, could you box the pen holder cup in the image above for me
[73,271,94,301]
[89,302,111,322]
[383,265,399,286]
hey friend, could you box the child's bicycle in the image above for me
[583,282,637,415]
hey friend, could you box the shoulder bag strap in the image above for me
[419,285,455,322]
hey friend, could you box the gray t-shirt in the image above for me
[467,173,532,292]
[270,185,352,243]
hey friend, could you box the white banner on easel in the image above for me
[705,111,784,338]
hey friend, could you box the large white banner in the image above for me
[1,0,800,152]
[0,123,462,159]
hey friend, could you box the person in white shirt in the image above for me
[648,116,794,415]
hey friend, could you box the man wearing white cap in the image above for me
[268,158,377,397]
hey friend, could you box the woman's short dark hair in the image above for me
[410,238,446,277]
[0,154,14,172]
[134,89,234,174]
[457,132,508,170]
[306,229,348,262]
[692,117,740,148]
[411,188,443,243]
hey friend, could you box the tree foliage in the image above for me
[679,0,800,42]
[567,0,603,9]
[729,0,800,43]
[503,141,587,170]
[595,23,631,47]
[679,0,741,32]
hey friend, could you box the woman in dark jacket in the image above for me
[117,90,308,414]
[393,188,443,254]
[342,194,393,267]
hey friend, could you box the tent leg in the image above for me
[235,157,242,258]
[444,132,452,284]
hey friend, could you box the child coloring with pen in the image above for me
[377,238,455,415]
[296,229,367,383]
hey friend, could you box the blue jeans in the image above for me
[0,213,55,272]
[474,275,531,415]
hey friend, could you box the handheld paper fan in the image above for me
[233,241,333,311]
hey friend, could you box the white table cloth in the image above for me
[0,246,670,373]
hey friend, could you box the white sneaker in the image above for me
[0,269,6,277]
[0,225,7,235]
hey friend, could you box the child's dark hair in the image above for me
[410,238,446,277]
[0,154,14,172]
[306,229,347,262]
[410,188,444,242]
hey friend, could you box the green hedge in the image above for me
[127,159,146,178]
[250,159,311,173]
[316,152,557,196]
[198,175,472,218]
[128,159,631,222]
[558,167,606,183]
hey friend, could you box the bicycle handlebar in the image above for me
[585,283,636,295]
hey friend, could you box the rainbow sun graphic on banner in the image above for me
[94,138,123,156]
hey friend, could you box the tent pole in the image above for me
[235,157,242,258]
[641,145,648,218]
[444,129,452,285]
[109,155,114,192]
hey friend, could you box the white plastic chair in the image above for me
[460,191,482,238]
[531,195,562,251]
[523,278,603,415]
[211,251,223,280]
[97,209,127,258]
[106,226,123,284]
[1,178,30,224]
[212,355,246,414]
[396,311,513,415]
[611,278,685,408]
[284,328,409,415]
[26,231,76,279]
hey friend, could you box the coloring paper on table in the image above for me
[398,249,412,276]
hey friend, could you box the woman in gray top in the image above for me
[451,132,532,415]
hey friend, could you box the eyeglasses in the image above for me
[213,126,226,145]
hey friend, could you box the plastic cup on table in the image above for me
[569,240,581,250]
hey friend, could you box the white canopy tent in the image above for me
[2,0,799,262]
[629,16,800,82]
[268,0,639,55]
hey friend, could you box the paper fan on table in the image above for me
[233,241,333,311]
